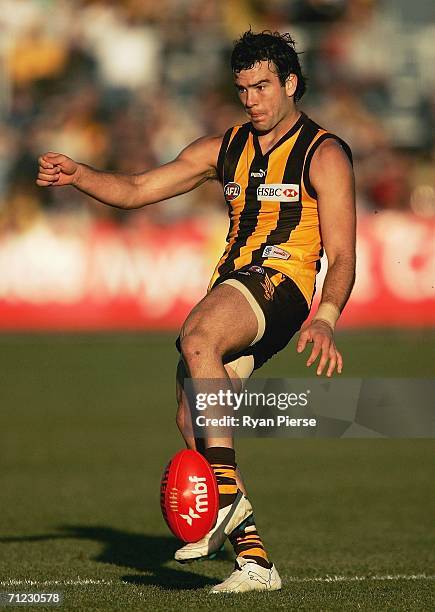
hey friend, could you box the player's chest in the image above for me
[224,147,301,208]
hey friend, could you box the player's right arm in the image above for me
[36,135,222,209]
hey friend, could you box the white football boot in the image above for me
[175,490,252,563]
[210,555,282,593]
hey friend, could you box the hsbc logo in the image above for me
[257,183,300,202]
[224,182,241,201]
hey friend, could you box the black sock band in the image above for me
[204,446,236,467]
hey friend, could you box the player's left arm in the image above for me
[297,139,356,376]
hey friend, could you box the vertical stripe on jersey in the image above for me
[222,124,250,187]
[216,127,233,183]
[216,125,254,274]
[217,131,266,278]
[250,120,320,263]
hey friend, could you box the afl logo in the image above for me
[224,182,241,201]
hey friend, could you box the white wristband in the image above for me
[312,302,340,330]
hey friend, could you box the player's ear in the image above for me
[285,74,297,98]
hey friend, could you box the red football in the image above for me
[160,449,219,542]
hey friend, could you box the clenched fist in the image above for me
[36,152,80,187]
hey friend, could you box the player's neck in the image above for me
[257,108,301,154]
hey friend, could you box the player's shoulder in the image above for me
[216,122,252,162]
[309,138,354,194]
[303,115,354,194]
[178,134,224,170]
[220,122,252,141]
[314,122,352,165]
[303,114,353,163]
[183,123,249,160]
[313,137,352,167]
[187,134,224,151]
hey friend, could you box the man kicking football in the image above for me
[36,30,356,593]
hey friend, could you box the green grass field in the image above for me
[0,331,434,610]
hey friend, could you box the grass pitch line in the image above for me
[1,574,433,587]
[285,574,434,583]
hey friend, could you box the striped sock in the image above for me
[204,447,237,509]
[229,514,271,569]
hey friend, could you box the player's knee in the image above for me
[179,331,220,367]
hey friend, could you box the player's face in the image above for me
[234,61,297,132]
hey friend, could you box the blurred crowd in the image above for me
[1,0,434,233]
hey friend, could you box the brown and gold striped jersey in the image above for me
[209,112,352,306]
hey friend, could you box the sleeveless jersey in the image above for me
[209,112,352,305]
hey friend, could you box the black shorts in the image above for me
[177,265,310,372]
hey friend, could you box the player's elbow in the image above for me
[117,193,147,210]
[122,175,158,209]
[125,196,160,209]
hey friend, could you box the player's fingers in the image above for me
[44,151,63,159]
[326,349,338,378]
[38,166,59,176]
[337,350,343,374]
[37,171,59,182]
[38,156,54,170]
[316,340,331,375]
[36,178,54,186]
[306,338,322,367]
[296,330,310,353]
[43,153,67,167]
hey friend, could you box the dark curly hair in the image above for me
[231,30,306,101]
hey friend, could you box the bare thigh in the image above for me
[179,283,259,359]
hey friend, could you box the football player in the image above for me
[37,30,355,593]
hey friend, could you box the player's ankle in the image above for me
[204,446,237,509]
[240,555,272,569]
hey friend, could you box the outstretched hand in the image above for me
[296,319,343,377]
[36,152,80,187]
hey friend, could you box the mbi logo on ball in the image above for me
[179,475,209,526]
